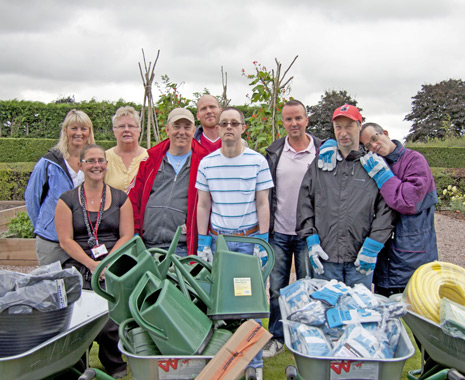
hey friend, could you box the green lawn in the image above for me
[89,319,422,380]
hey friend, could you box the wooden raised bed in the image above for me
[0,238,38,266]
[0,201,27,231]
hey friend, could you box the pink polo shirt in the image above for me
[274,134,316,235]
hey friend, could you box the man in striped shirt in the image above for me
[195,106,273,380]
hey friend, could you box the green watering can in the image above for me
[170,234,275,320]
[148,227,213,308]
[129,272,213,356]
[91,235,161,324]
[118,318,161,356]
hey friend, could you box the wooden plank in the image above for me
[0,205,27,230]
[0,238,38,265]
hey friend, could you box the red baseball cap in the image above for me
[332,104,362,123]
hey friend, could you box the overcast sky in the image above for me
[1,0,464,141]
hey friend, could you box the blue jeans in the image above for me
[314,261,373,289]
[268,232,309,343]
[209,228,263,369]
[147,244,188,258]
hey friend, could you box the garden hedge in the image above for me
[0,99,141,141]
[0,138,117,163]
[408,147,465,168]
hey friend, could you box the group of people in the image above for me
[25,96,438,379]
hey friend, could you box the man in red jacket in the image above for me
[128,108,208,256]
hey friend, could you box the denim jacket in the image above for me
[25,149,74,242]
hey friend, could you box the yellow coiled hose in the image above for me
[404,261,465,323]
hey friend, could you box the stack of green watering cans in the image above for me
[91,226,275,357]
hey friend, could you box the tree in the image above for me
[54,95,75,104]
[405,79,465,142]
[307,90,362,139]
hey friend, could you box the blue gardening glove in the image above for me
[318,139,342,172]
[326,308,382,328]
[197,234,213,263]
[253,232,269,267]
[310,280,350,306]
[360,152,394,189]
[306,234,329,275]
[354,237,384,275]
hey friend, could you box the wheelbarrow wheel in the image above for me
[77,368,118,380]
[285,365,298,380]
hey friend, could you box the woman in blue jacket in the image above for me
[25,109,95,265]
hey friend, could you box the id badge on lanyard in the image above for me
[91,243,108,259]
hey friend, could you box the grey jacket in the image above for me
[142,156,190,247]
[265,135,321,233]
[296,149,394,263]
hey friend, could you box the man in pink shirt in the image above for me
[263,99,321,358]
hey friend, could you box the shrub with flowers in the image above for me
[154,75,192,141]
[441,185,465,212]
[242,57,297,154]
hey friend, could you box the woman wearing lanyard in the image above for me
[55,144,133,378]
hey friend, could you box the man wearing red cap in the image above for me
[296,104,394,288]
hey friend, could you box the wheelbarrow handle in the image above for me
[128,272,168,341]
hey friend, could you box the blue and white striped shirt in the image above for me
[196,148,274,231]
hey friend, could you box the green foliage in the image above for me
[242,61,289,153]
[405,135,465,148]
[307,90,362,140]
[407,146,465,168]
[6,212,34,238]
[0,163,33,200]
[0,99,140,140]
[154,75,192,141]
[0,138,117,163]
[405,79,465,142]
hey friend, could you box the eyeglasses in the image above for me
[81,158,107,165]
[114,124,139,130]
[218,121,243,128]
[364,132,382,151]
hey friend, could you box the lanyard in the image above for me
[80,184,106,248]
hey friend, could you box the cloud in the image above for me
[1,0,465,140]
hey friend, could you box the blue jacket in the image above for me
[373,140,438,288]
[25,149,75,242]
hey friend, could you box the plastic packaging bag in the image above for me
[325,307,382,328]
[0,270,26,297]
[285,320,332,356]
[0,262,82,314]
[280,279,311,316]
[440,297,465,339]
[338,283,380,310]
[287,300,328,326]
[330,324,381,358]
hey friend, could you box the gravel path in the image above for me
[1,213,464,275]
[434,213,464,268]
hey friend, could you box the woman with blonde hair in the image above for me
[25,109,95,266]
[105,106,147,192]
